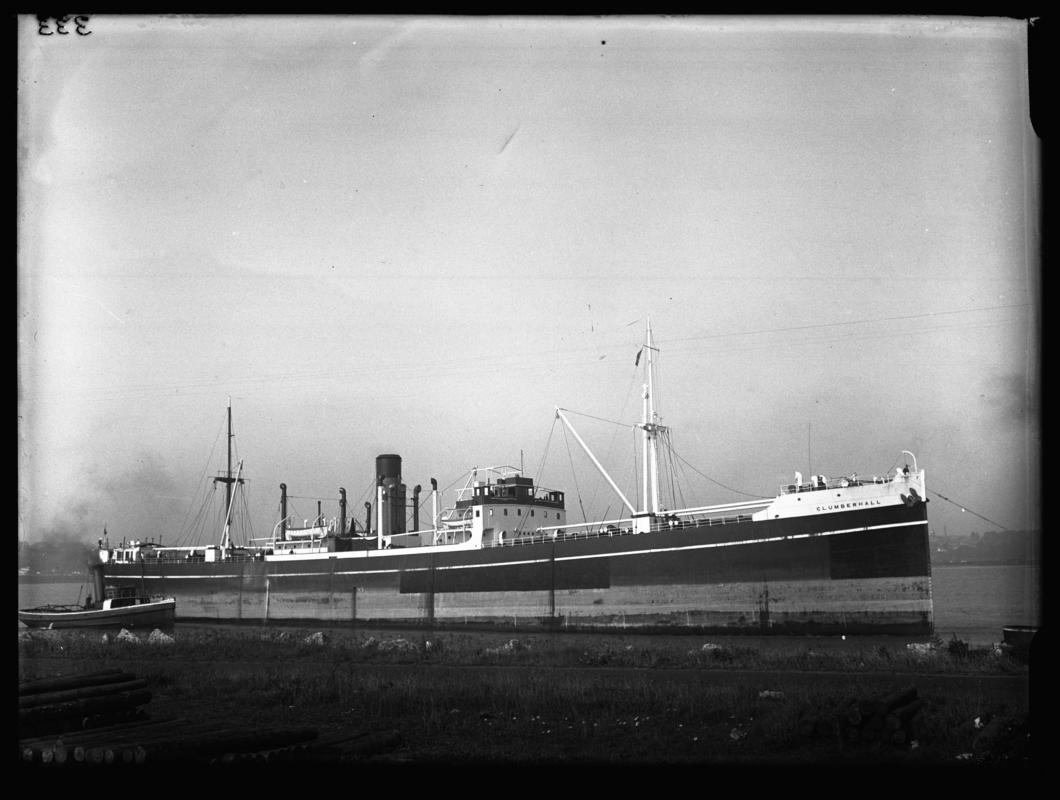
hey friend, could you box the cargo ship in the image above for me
[97,323,933,634]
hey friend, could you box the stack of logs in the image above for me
[18,669,402,766]
[19,670,153,740]
[798,685,924,746]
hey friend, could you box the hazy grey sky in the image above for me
[18,15,1038,546]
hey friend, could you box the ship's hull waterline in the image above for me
[101,503,932,635]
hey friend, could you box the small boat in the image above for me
[18,564,175,630]
[18,595,176,630]
[997,624,1037,664]
[1001,624,1038,649]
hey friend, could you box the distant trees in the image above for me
[930,529,1040,565]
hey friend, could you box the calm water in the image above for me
[17,564,1041,646]
[928,564,1041,644]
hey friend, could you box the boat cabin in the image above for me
[102,585,144,610]
[455,473,567,547]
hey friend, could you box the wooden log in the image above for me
[860,685,918,717]
[46,720,225,763]
[23,742,62,763]
[19,715,84,740]
[261,729,385,761]
[113,721,242,748]
[894,698,923,723]
[879,686,919,714]
[81,707,150,731]
[66,718,196,748]
[890,729,907,746]
[142,726,319,762]
[19,717,184,749]
[18,689,152,728]
[19,670,133,696]
[270,746,358,764]
[884,699,923,732]
[334,729,402,757]
[112,724,282,763]
[264,732,404,764]
[20,679,151,709]
[312,728,392,748]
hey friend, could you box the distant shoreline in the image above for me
[17,574,87,584]
[931,560,1040,568]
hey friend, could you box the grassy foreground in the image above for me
[17,626,1033,767]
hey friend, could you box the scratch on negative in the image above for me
[499,126,520,154]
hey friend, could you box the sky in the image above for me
[18,15,1039,549]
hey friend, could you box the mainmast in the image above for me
[219,460,244,551]
[555,317,668,533]
[639,319,663,515]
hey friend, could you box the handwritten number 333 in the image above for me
[38,16,92,36]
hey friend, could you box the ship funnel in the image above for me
[376,454,407,535]
[364,501,372,536]
[279,483,287,542]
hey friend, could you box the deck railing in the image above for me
[780,474,886,493]
[484,512,756,548]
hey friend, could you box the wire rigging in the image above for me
[560,423,589,524]
[668,447,771,500]
[928,488,1009,531]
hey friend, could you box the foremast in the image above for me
[212,398,245,550]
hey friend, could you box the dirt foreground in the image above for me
[17,625,1037,770]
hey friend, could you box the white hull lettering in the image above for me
[816,499,883,512]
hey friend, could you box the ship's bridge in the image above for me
[453,468,566,547]
[456,474,565,510]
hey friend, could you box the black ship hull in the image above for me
[101,502,932,635]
